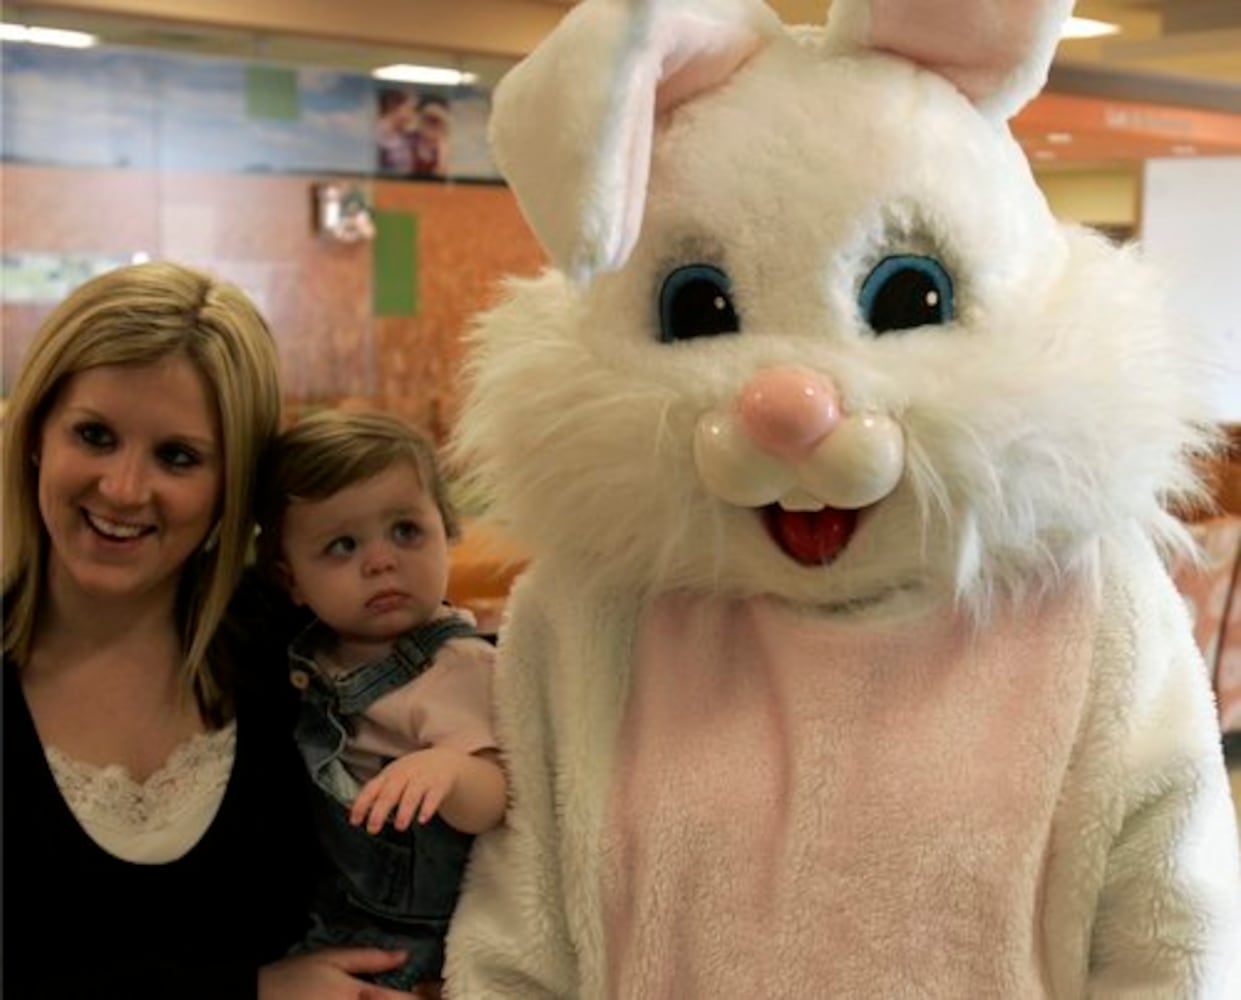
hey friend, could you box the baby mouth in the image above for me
[762,504,858,566]
[367,591,409,612]
[84,510,153,541]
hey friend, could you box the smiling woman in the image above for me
[1,262,416,999]
[34,356,223,638]
[2,262,279,708]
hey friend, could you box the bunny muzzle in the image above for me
[694,365,905,566]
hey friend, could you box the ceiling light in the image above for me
[1061,17,1120,40]
[372,64,477,87]
[0,23,98,48]
[1046,132,1074,144]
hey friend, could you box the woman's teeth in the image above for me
[85,511,149,539]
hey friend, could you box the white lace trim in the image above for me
[46,722,236,864]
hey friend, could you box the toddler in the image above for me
[257,409,506,994]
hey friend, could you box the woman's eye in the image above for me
[156,443,201,470]
[74,422,114,449]
[658,264,740,343]
[324,537,357,557]
[393,520,420,543]
[858,254,955,334]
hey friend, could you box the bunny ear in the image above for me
[825,0,1074,120]
[489,0,781,283]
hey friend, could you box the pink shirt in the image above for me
[325,635,498,784]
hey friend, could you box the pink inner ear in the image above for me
[654,18,766,113]
[868,0,1046,104]
[608,18,765,272]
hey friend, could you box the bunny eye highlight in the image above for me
[658,264,740,343]
[858,255,955,335]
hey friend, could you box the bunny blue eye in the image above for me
[658,264,739,343]
[858,255,955,334]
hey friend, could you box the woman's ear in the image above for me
[202,521,222,553]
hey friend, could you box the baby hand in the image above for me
[349,747,469,834]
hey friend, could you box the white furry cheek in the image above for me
[799,413,905,509]
[694,412,796,506]
[693,408,906,511]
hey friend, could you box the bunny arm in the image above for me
[445,568,640,998]
[1078,537,1241,998]
[445,575,576,997]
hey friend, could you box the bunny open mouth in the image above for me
[762,504,858,565]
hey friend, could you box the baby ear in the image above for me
[276,561,305,606]
[826,0,1074,120]
[489,0,781,283]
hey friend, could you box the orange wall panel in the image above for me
[2,164,546,443]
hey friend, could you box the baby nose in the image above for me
[362,543,398,575]
[737,367,841,463]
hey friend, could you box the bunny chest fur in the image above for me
[602,587,1095,997]
[484,544,1225,998]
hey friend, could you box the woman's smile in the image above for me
[82,508,156,543]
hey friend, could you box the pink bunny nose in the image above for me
[737,367,841,463]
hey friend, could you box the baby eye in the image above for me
[658,264,740,343]
[392,520,421,543]
[156,442,202,471]
[74,421,115,450]
[324,536,357,557]
[858,255,955,334]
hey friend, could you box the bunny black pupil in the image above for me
[659,264,739,343]
[859,254,955,335]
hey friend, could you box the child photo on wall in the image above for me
[375,87,452,179]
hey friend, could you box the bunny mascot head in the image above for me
[446,0,1241,995]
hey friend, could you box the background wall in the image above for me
[1139,157,1241,423]
[1,165,546,436]
[1034,166,1140,229]
[1,39,546,441]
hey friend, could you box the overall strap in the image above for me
[334,614,478,716]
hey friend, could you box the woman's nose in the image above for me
[98,451,152,505]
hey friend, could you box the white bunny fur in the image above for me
[447,12,1239,999]
[457,48,1210,618]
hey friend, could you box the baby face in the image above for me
[280,459,450,661]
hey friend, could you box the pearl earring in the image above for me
[202,522,222,553]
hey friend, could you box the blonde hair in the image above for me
[256,409,459,575]
[2,261,282,715]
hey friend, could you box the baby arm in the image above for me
[350,747,507,835]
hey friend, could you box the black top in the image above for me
[2,576,316,999]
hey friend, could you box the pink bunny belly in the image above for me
[600,591,1094,998]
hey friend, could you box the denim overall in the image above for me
[289,616,479,989]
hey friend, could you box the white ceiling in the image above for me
[3,0,1238,141]
[7,0,1240,94]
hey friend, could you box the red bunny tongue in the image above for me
[762,505,858,566]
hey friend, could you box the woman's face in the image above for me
[35,354,223,609]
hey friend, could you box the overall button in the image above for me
[290,669,311,691]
